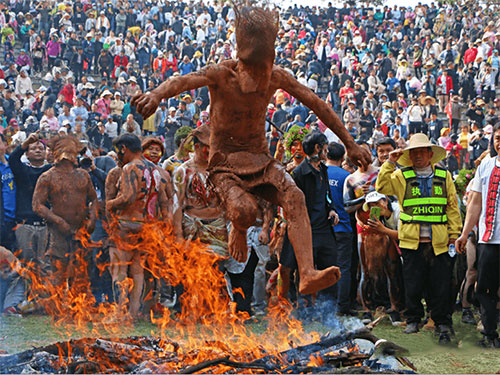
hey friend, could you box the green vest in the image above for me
[400,167,448,224]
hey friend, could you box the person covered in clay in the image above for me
[133,3,371,295]
[32,135,98,284]
[105,133,169,318]
[172,124,228,257]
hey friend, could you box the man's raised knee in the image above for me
[229,197,258,230]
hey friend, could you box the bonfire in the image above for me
[1,222,416,374]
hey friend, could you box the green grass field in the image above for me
[1,312,499,373]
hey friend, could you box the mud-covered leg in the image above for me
[109,247,132,310]
[211,173,258,263]
[129,250,145,318]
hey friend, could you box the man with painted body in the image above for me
[105,134,169,318]
[133,4,371,294]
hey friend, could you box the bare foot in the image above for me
[299,266,341,295]
[228,228,248,262]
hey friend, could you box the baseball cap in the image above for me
[362,191,386,211]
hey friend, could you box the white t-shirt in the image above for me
[471,156,500,244]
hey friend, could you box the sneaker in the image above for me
[361,311,373,324]
[462,308,476,325]
[404,322,419,334]
[439,331,451,344]
[437,325,452,345]
[478,336,500,349]
[389,311,403,326]
[253,307,266,317]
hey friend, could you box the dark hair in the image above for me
[375,137,396,151]
[112,133,142,152]
[327,142,345,161]
[490,123,500,157]
[302,132,328,156]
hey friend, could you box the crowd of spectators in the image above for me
[0,0,499,348]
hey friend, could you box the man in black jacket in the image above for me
[70,46,86,84]
[9,133,51,262]
[285,132,340,299]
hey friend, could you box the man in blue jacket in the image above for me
[326,142,355,316]
[0,134,16,250]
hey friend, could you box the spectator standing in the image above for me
[0,134,15,250]
[287,132,339,301]
[377,134,462,344]
[456,124,500,348]
[326,142,354,315]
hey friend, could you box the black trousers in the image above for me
[409,121,422,135]
[401,243,454,326]
[279,230,337,299]
[227,248,259,316]
[312,231,338,299]
[335,232,352,312]
[476,244,500,339]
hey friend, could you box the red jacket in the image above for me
[114,55,128,69]
[59,84,75,106]
[463,47,477,65]
[436,74,453,95]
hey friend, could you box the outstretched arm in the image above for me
[273,67,371,168]
[132,66,219,119]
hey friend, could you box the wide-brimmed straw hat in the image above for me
[420,95,436,105]
[398,133,446,167]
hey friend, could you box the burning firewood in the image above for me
[0,328,416,374]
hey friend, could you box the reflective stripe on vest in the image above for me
[402,170,416,179]
[435,169,447,178]
[401,167,448,224]
[400,213,448,223]
[402,197,448,207]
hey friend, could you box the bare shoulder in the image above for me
[198,60,236,79]
[157,165,171,181]
[270,65,297,89]
[107,166,122,180]
[217,59,238,70]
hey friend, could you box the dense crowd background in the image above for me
[0,0,499,347]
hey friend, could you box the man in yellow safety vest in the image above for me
[376,133,462,344]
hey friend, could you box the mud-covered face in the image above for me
[290,140,305,162]
[51,136,81,164]
[235,6,278,65]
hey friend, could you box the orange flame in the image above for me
[20,221,323,372]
